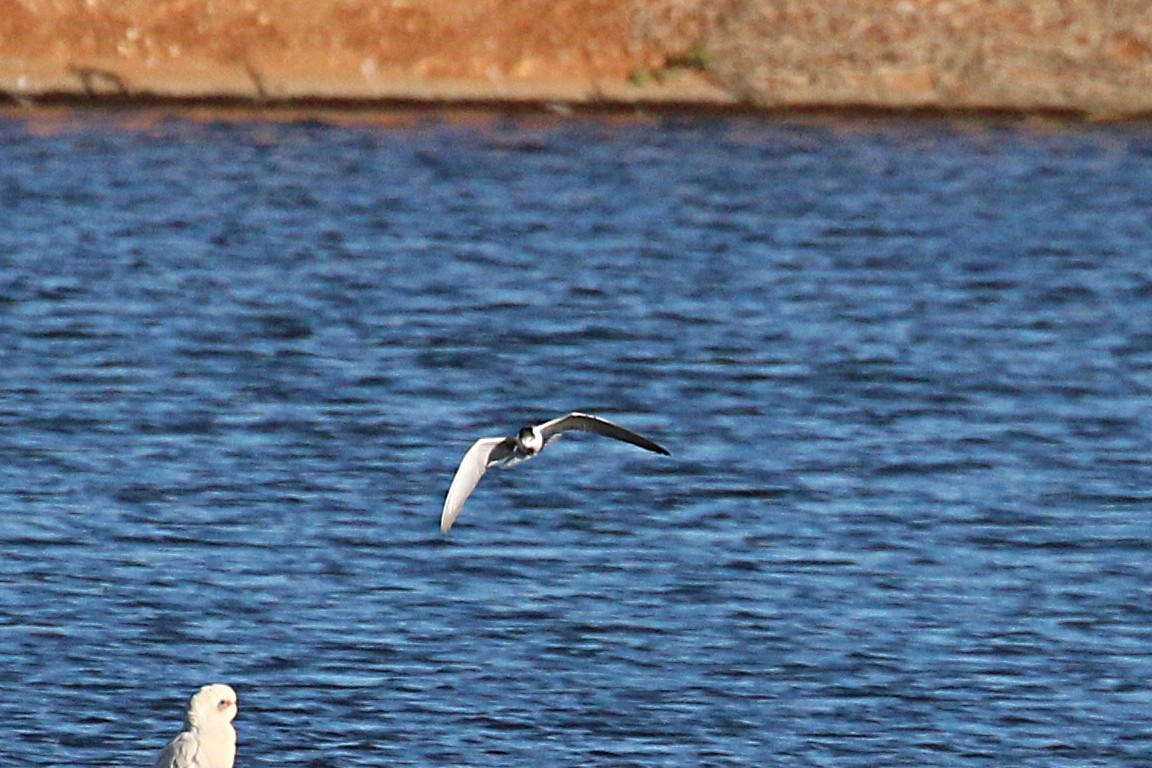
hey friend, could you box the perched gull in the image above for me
[441,411,670,532]
[153,684,238,768]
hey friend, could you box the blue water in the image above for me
[1,112,1151,767]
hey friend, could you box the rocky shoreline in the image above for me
[2,0,1149,118]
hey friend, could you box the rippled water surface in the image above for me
[2,112,1151,767]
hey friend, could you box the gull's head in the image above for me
[517,426,543,454]
[186,683,238,729]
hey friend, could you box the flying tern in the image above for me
[441,412,669,532]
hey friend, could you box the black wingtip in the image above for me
[635,438,670,456]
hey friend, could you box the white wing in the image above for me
[154,731,199,768]
[441,437,510,533]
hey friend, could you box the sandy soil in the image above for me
[702,0,1152,117]
[2,1,1151,116]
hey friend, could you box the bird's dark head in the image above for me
[516,426,544,453]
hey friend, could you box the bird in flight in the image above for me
[153,683,238,768]
[441,412,670,533]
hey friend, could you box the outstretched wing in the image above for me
[537,412,670,455]
[441,437,515,533]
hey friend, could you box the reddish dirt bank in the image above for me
[0,0,725,107]
[1,0,1150,116]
